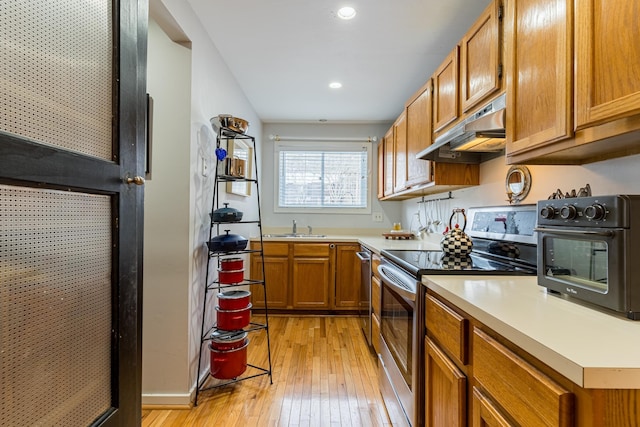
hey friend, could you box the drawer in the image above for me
[293,243,330,257]
[473,327,574,427]
[425,293,468,365]
[372,312,380,355]
[371,275,381,316]
[258,242,289,256]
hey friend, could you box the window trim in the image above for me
[273,140,372,214]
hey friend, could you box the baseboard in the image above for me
[142,368,210,407]
[141,393,192,407]
[142,402,192,410]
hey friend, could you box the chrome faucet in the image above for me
[292,219,297,234]
[307,225,312,235]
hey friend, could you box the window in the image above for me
[275,141,371,213]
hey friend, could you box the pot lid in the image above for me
[213,203,240,214]
[210,329,248,343]
[218,290,251,299]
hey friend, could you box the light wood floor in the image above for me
[141,316,391,426]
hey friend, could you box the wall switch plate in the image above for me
[373,212,383,222]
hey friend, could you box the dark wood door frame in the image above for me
[0,0,148,425]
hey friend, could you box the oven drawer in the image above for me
[425,293,468,365]
[473,327,574,426]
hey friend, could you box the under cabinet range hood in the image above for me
[418,93,506,163]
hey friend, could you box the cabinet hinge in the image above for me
[498,64,503,79]
[498,5,504,20]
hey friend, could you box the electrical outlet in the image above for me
[373,212,383,222]
[201,157,209,177]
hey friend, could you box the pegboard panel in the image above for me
[0,184,113,426]
[0,0,113,160]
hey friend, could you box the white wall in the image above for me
[261,122,401,233]
[143,17,192,403]
[144,0,263,404]
[400,153,640,244]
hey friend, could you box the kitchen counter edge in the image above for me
[422,275,640,389]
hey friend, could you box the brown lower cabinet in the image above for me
[250,241,360,311]
[425,289,640,427]
[371,254,382,354]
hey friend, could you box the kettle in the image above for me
[440,208,473,256]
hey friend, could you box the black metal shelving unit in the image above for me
[193,126,272,406]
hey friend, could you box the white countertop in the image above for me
[255,233,441,253]
[423,275,640,389]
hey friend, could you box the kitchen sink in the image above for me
[262,233,327,238]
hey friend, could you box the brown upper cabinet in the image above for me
[393,111,408,193]
[460,0,502,113]
[433,46,460,134]
[405,80,432,188]
[377,140,384,199]
[574,0,640,129]
[383,127,394,197]
[506,0,640,164]
[504,0,573,160]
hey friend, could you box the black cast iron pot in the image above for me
[210,203,243,222]
[207,230,248,253]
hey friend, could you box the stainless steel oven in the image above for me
[377,259,423,427]
[536,194,640,319]
[377,204,539,427]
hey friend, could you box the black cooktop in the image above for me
[381,204,539,278]
[381,248,536,278]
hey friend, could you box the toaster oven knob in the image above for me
[584,203,606,221]
[540,206,555,219]
[559,205,577,220]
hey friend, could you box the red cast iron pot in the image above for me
[210,330,248,351]
[215,304,252,330]
[218,268,244,284]
[209,337,249,379]
[220,257,244,271]
[217,290,251,310]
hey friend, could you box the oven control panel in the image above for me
[537,195,640,227]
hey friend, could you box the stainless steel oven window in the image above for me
[542,236,608,293]
[381,284,413,389]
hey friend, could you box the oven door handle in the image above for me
[377,264,416,302]
[534,227,615,237]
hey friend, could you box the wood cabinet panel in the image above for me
[426,293,468,365]
[334,244,360,310]
[433,47,460,133]
[292,256,331,309]
[293,243,331,257]
[575,0,640,129]
[505,0,573,157]
[383,127,394,197]
[473,327,574,427]
[371,275,381,319]
[405,81,432,187]
[371,312,381,355]
[259,242,289,256]
[472,387,512,427]
[393,112,408,193]
[377,140,384,199]
[425,337,467,427]
[250,255,289,309]
[460,0,501,113]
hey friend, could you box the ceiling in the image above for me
[187,0,491,123]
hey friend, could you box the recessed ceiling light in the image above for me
[329,82,342,89]
[337,6,356,20]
